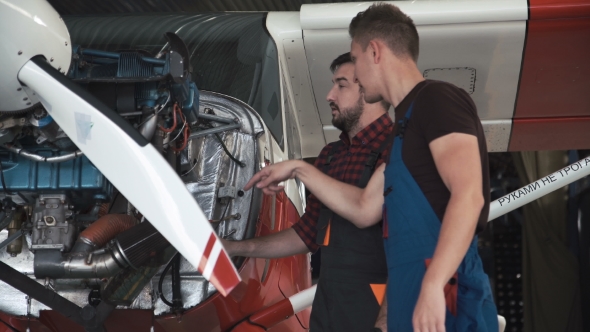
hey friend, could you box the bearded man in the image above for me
[222,52,392,332]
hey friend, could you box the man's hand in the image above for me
[375,291,388,331]
[412,283,446,332]
[244,160,304,195]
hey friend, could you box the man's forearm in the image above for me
[223,228,309,259]
[245,160,383,227]
[293,161,381,227]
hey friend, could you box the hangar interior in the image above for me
[0,1,588,331]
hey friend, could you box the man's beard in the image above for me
[331,95,364,134]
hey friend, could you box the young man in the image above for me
[245,4,498,332]
[223,53,392,332]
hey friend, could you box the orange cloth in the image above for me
[425,258,458,316]
[322,221,331,246]
[370,283,387,306]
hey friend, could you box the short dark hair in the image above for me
[330,52,352,73]
[349,3,419,62]
[329,52,391,111]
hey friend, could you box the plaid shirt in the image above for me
[292,113,394,252]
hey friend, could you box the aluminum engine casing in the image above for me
[0,147,112,205]
[31,195,75,252]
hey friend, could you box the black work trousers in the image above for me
[309,276,381,332]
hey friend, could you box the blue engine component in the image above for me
[0,149,112,205]
[0,33,199,209]
[68,35,200,121]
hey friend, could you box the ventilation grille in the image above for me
[117,52,154,78]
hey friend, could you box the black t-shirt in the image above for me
[394,80,490,233]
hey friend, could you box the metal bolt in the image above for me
[65,41,68,46]
[50,57,54,62]
[18,51,22,55]
[23,97,28,101]
[17,87,22,91]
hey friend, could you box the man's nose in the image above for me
[326,86,336,102]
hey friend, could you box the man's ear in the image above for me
[368,40,382,64]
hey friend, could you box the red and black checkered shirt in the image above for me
[292,113,394,252]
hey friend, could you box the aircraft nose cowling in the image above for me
[0,0,71,113]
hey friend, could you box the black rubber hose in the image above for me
[171,253,183,308]
[158,254,176,307]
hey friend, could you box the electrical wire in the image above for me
[159,103,179,133]
[180,159,199,177]
[168,120,187,144]
[170,107,190,152]
[214,133,245,167]
[136,93,170,128]
[0,161,8,194]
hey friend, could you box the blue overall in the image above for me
[383,103,498,331]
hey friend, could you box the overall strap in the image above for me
[395,103,415,139]
[384,102,415,198]
[358,131,395,188]
[315,140,343,246]
[323,140,343,171]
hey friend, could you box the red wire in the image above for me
[158,103,179,133]
[170,105,190,152]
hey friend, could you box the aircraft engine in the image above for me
[0,0,262,326]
